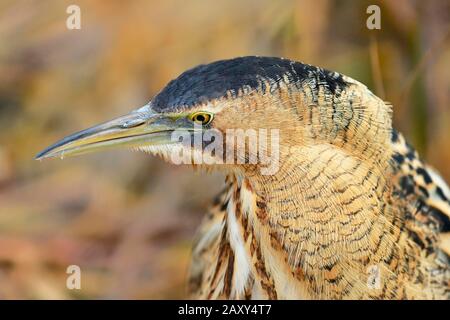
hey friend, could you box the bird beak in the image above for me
[35,106,179,160]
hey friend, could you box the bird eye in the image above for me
[189,112,213,125]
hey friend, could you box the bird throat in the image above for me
[223,136,397,298]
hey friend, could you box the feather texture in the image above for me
[185,59,450,299]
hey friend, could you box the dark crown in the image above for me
[151,56,348,111]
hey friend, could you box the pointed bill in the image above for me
[35,107,180,160]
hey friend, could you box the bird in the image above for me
[36,56,450,299]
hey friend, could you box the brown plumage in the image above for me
[36,56,450,299]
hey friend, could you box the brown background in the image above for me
[0,0,449,299]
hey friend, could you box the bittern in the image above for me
[36,56,450,299]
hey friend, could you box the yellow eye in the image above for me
[189,112,213,125]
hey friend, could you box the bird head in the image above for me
[36,56,391,176]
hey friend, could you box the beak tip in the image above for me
[34,148,56,161]
[34,152,46,161]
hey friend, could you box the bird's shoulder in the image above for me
[390,129,450,259]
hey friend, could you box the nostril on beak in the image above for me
[121,118,146,128]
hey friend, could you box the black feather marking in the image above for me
[418,185,430,198]
[429,207,450,233]
[416,167,433,184]
[435,187,448,202]
[399,175,415,196]
[392,152,405,165]
[391,129,399,143]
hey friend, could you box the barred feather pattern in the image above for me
[187,71,450,299]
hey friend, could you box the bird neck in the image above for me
[235,138,394,225]
[235,80,397,226]
[225,137,397,298]
[219,81,401,298]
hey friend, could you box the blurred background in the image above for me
[0,0,449,299]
